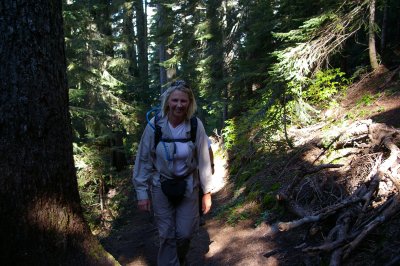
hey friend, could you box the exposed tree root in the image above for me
[274,120,400,265]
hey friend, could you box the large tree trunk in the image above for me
[369,0,379,70]
[134,0,149,92]
[0,1,118,265]
[123,2,139,77]
[380,0,388,53]
[157,3,168,91]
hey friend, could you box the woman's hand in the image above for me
[137,199,151,212]
[202,193,212,214]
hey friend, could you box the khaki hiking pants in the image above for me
[152,184,199,266]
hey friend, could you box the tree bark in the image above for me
[380,0,388,53]
[134,0,149,92]
[0,1,118,264]
[369,0,379,70]
[157,3,168,91]
[123,2,139,77]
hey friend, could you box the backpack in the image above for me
[154,114,198,149]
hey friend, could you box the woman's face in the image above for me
[167,90,190,121]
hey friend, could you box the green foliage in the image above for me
[262,193,276,209]
[270,182,281,191]
[271,11,338,83]
[304,68,350,108]
[274,12,336,43]
[351,65,369,80]
[236,160,266,188]
[226,210,251,226]
[74,142,111,226]
[268,2,366,125]
[216,194,262,226]
[195,21,213,41]
[63,0,144,230]
[254,210,272,227]
[356,93,380,107]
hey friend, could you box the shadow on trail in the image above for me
[100,187,158,266]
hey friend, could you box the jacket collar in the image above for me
[158,115,191,137]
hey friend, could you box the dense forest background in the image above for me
[1,0,399,264]
[62,0,400,233]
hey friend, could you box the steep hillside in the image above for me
[241,66,400,265]
[195,66,400,265]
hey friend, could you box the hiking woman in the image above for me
[133,80,213,265]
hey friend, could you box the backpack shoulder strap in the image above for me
[155,116,197,148]
[190,116,197,143]
[154,114,162,149]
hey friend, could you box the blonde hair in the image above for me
[161,80,197,120]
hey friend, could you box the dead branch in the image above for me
[278,214,320,232]
[354,196,394,232]
[303,214,351,254]
[361,153,382,183]
[343,195,400,259]
[277,164,345,221]
[335,123,371,148]
[305,164,344,175]
[313,134,342,163]
[277,164,343,202]
[377,65,400,90]
[361,173,381,211]
[276,145,311,180]
[361,137,399,210]
[330,247,344,266]
[278,195,361,232]
[388,172,400,191]
[333,134,369,149]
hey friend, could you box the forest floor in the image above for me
[101,65,400,266]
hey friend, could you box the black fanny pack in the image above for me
[160,174,190,206]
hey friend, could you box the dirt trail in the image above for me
[101,184,276,266]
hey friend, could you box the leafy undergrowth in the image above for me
[81,168,132,236]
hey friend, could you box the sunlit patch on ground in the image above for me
[210,141,228,194]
